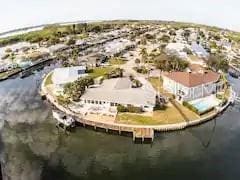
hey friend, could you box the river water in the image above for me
[0,66,240,180]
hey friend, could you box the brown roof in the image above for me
[163,71,220,87]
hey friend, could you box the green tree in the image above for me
[140,47,148,64]
[207,55,229,72]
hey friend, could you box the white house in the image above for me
[162,71,221,102]
[52,66,87,89]
[80,77,157,112]
[165,43,190,59]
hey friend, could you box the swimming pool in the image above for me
[189,96,221,114]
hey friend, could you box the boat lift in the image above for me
[52,110,75,132]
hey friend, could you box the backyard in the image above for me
[44,72,53,86]
[116,102,199,125]
[88,67,114,78]
[148,77,174,98]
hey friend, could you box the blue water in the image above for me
[1,72,240,180]
[192,101,212,113]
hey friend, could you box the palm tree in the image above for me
[140,47,148,65]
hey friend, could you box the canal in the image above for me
[0,66,240,180]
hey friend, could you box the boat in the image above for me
[20,70,33,78]
[229,70,239,79]
[52,110,75,129]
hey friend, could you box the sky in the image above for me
[0,0,240,33]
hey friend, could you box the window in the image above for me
[78,70,84,74]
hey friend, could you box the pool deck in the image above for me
[40,72,234,142]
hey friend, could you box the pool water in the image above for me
[193,101,213,113]
[189,96,221,113]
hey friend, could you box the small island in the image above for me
[35,21,236,142]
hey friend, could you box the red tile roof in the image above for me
[164,71,220,88]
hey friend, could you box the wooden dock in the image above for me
[133,128,154,143]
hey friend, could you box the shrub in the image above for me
[105,68,123,79]
[154,104,166,111]
[127,105,143,113]
[117,105,128,112]
[117,105,143,113]
[131,79,142,88]
[57,95,70,106]
[133,66,148,74]
[63,76,94,101]
[66,38,76,45]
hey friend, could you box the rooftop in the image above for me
[52,66,87,85]
[163,71,220,88]
[81,77,157,107]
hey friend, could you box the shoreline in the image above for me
[40,72,234,141]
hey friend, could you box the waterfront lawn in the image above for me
[0,71,8,79]
[117,102,199,125]
[148,77,174,98]
[44,72,53,86]
[116,113,158,125]
[0,68,21,80]
[88,67,113,78]
[153,102,199,124]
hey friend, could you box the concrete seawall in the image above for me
[40,73,233,140]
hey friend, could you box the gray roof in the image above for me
[81,78,156,107]
[191,42,209,57]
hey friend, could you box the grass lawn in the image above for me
[0,68,21,80]
[116,113,158,125]
[0,71,8,79]
[44,72,53,86]
[88,67,113,78]
[224,87,231,98]
[109,58,126,66]
[117,102,199,125]
[148,77,174,98]
[153,102,199,124]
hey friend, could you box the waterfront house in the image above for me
[162,70,221,102]
[52,66,87,89]
[80,77,157,112]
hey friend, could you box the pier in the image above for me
[133,128,154,143]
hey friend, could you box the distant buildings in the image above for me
[191,42,209,58]
[165,43,190,59]
[49,44,68,54]
[162,70,221,102]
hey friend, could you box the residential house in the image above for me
[165,43,190,59]
[80,77,157,112]
[52,66,87,90]
[162,70,221,102]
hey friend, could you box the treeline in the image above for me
[0,23,121,47]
